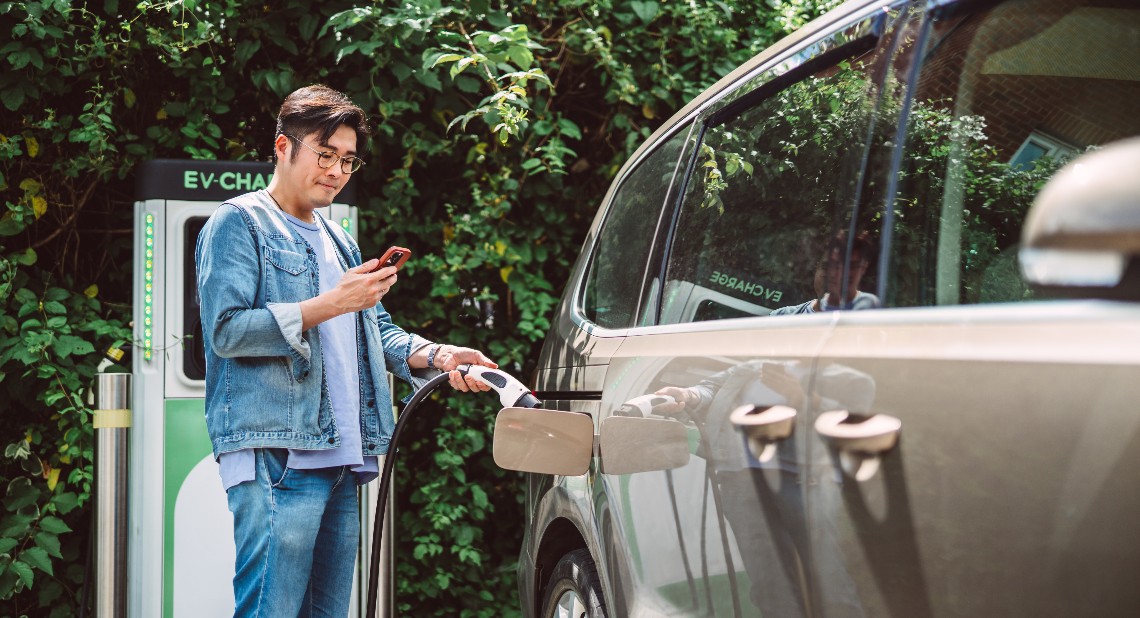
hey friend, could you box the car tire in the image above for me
[540,549,607,618]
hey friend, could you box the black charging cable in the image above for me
[365,370,452,617]
[365,364,541,617]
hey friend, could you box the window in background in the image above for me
[887,0,1140,307]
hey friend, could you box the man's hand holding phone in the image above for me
[378,246,411,271]
[299,246,411,330]
[364,246,410,303]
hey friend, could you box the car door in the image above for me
[525,114,700,617]
[806,0,1140,615]
[592,5,913,615]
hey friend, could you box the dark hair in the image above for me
[274,85,370,163]
[847,230,874,264]
[822,229,875,266]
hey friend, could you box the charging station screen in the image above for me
[184,217,207,381]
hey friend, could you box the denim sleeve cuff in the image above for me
[391,334,437,403]
[267,302,310,361]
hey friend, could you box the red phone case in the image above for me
[378,246,411,270]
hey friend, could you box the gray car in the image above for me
[492,0,1140,616]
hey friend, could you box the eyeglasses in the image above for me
[284,134,365,174]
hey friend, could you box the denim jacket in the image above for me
[195,190,430,459]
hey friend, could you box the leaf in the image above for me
[6,477,38,511]
[123,88,136,109]
[24,136,38,158]
[43,288,67,302]
[454,75,481,94]
[8,51,29,70]
[557,118,582,140]
[52,335,94,358]
[15,248,36,266]
[429,53,464,69]
[83,284,98,298]
[36,516,70,535]
[413,69,441,92]
[390,62,412,83]
[630,0,660,23]
[9,559,32,588]
[30,196,46,219]
[4,441,29,460]
[450,57,476,78]
[470,484,489,509]
[0,538,16,554]
[0,512,34,538]
[506,46,533,69]
[486,11,510,28]
[34,532,61,559]
[298,14,319,40]
[51,493,77,514]
[19,546,51,576]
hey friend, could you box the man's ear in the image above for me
[274,134,290,161]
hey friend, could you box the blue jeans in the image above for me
[227,448,359,618]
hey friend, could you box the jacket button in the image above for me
[366,443,375,449]
[302,371,309,378]
[366,399,375,408]
[327,437,335,445]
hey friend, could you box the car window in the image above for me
[885,0,1140,307]
[580,124,692,329]
[658,43,895,324]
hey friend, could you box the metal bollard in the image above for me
[94,372,130,618]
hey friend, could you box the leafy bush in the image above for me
[0,0,825,615]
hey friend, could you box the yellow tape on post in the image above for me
[94,408,132,429]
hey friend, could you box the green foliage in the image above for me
[0,0,826,614]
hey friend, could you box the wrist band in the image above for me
[427,344,441,370]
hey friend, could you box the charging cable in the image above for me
[366,364,540,618]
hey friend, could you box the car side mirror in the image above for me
[1020,137,1140,298]
[493,407,593,476]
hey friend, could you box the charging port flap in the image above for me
[493,407,594,476]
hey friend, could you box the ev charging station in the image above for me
[128,160,393,617]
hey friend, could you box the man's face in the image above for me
[821,246,868,302]
[274,124,357,211]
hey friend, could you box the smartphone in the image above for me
[378,246,411,271]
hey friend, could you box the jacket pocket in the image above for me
[264,247,311,303]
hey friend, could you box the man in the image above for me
[195,84,496,617]
[770,230,880,315]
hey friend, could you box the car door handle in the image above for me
[730,404,796,462]
[814,411,901,481]
[814,410,901,455]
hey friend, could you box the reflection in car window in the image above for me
[887,0,1140,307]
[660,54,886,324]
[581,124,691,329]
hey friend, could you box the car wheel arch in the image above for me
[534,517,591,617]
